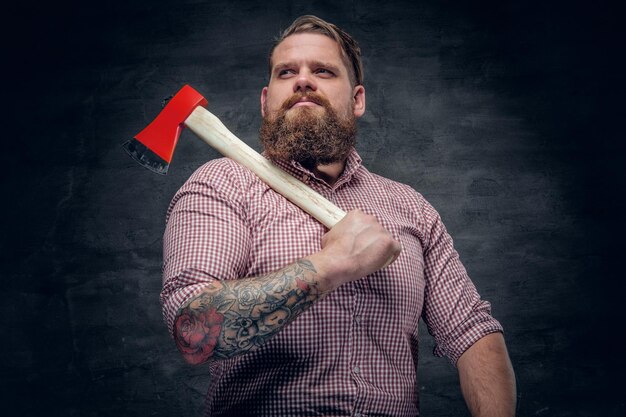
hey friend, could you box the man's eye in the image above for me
[316,68,335,77]
[278,69,295,77]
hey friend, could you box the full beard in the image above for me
[259,92,357,168]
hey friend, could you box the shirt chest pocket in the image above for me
[245,187,327,276]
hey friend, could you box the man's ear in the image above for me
[353,85,366,118]
[261,87,268,118]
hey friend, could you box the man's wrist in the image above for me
[305,251,353,294]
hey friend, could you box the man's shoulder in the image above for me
[168,158,261,207]
[357,166,426,203]
[357,166,447,223]
[185,157,262,190]
[191,157,252,179]
[166,158,258,218]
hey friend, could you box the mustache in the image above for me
[281,92,332,111]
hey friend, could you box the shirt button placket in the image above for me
[350,285,367,415]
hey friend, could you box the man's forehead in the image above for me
[271,33,344,66]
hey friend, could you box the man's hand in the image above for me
[308,209,402,292]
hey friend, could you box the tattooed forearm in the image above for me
[174,259,324,364]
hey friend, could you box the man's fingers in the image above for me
[319,209,401,279]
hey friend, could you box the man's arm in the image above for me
[174,258,324,364]
[173,209,401,364]
[457,332,517,417]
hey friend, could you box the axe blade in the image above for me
[122,138,169,175]
[123,85,208,175]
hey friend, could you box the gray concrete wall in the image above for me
[2,0,622,415]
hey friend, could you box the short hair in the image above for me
[268,15,364,87]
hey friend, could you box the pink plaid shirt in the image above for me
[161,149,503,416]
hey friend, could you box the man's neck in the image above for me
[310,161,346,186]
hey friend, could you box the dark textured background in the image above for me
[2,0,623,416]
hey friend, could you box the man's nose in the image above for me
[293,71,317,93]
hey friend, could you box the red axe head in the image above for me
[123,85,208,174]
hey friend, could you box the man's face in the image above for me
[262,33,365,121]
[260,33,366,166]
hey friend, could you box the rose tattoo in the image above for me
[174,307,224,364]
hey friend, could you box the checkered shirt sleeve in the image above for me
[160,159,251,336]
[417,195,503,365]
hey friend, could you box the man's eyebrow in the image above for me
[272,63,292,73]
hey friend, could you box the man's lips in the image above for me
[291,100,320,108]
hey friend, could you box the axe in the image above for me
[123,84,346,228]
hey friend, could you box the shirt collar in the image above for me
[263,147,363,189]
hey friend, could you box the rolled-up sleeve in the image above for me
[419,197,503,365]
[160,159,251,336]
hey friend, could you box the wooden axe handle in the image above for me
[185,106,347,229]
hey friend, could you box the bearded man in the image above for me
[161,15,516,417]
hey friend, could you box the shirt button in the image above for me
[353,366,361,374]
[354,413,362,417]
[354,315,361,325]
